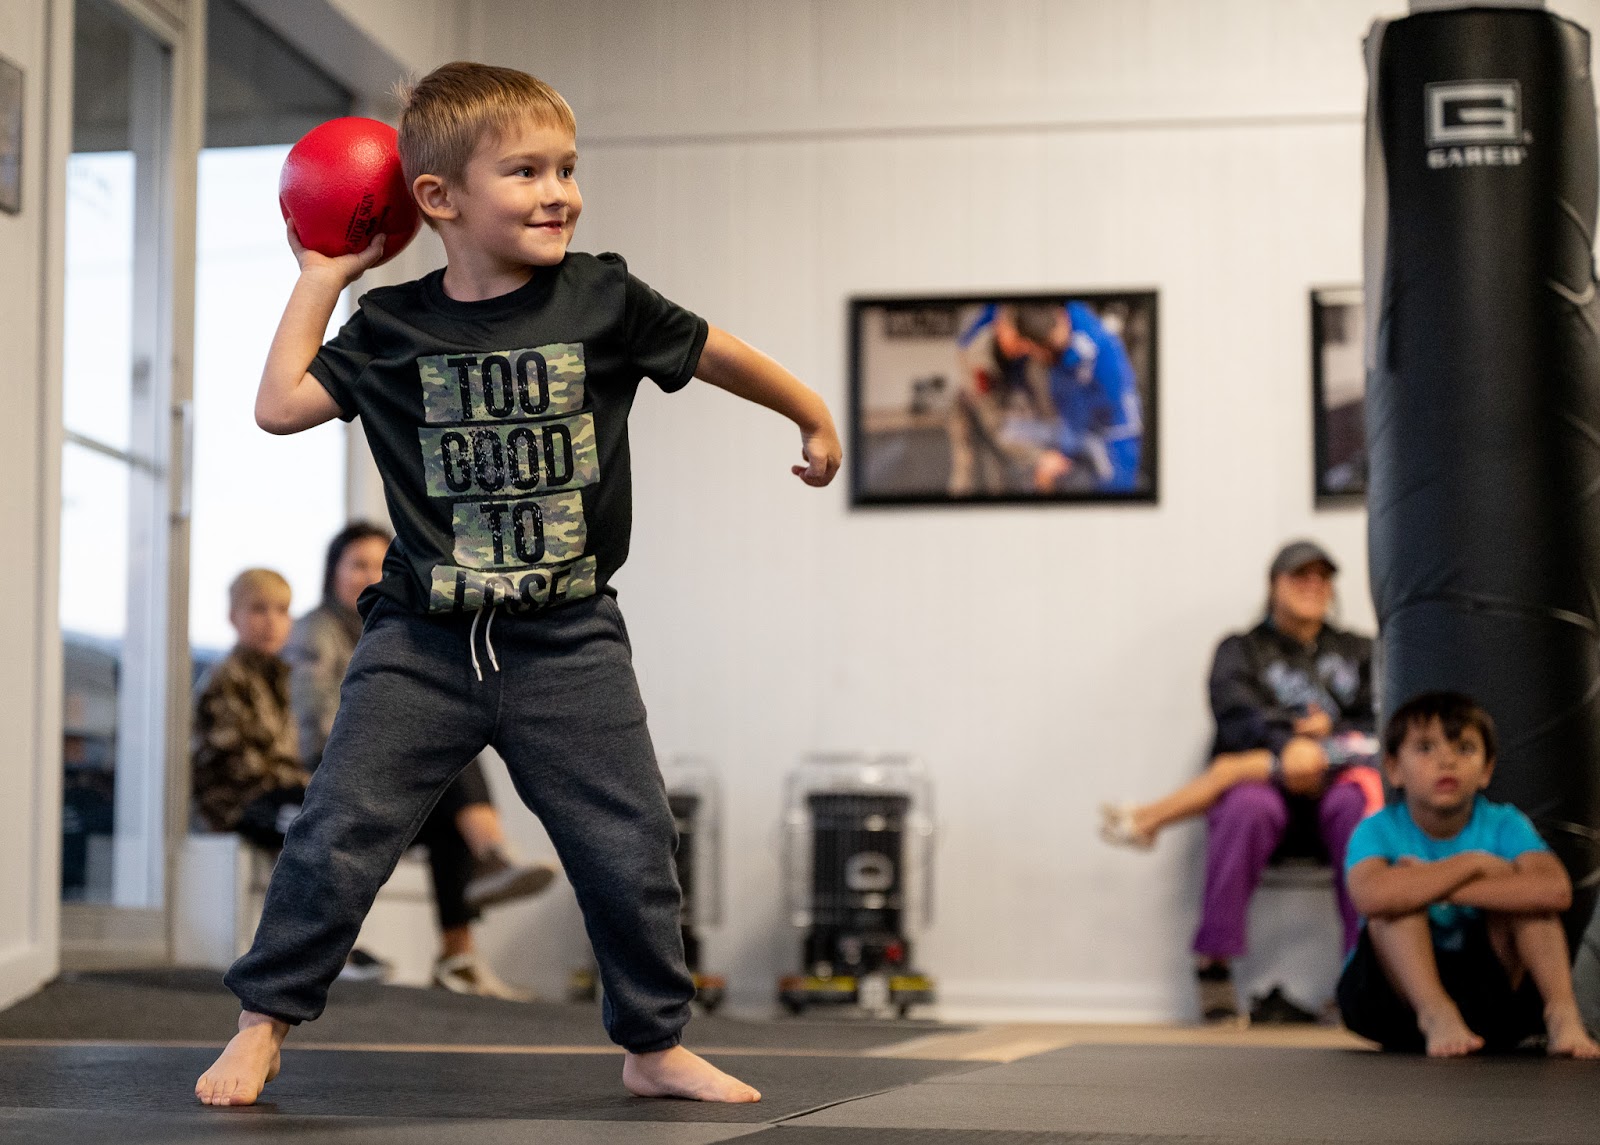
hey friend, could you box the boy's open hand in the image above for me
[794,424,843,487]
[287,223,386,288]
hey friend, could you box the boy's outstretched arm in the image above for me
[694,327,842,486]
[1445,850,1572,913]
[1347,852,1512,918]
[256,227,385,435]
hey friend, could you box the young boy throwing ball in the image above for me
[197,62,841,1107]
[1338,691,1600,1058]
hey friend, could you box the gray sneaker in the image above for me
[432,953,535,1001]
[337,947,392,983]
[1196,961,1240,1023]
[464,849,557,911]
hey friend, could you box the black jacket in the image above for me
[1208,619,1375,759]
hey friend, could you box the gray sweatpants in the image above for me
[224,593,693,1052]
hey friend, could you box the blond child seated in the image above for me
[1337,691,1600,1058]
[192,569,309,849]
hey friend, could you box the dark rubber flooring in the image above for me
[0,1109,770,1144]
[9,976,1600,1144]
[784,1043,1600,1144]
[0,1044,975,1121]
[0,969,952,1050]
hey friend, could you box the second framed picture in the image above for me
[849,291,1158,506]
[1311,287,1365,504]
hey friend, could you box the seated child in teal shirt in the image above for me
[1338,691,1600,1058]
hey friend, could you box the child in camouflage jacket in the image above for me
[192,568,309,848]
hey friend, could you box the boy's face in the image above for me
[231,588,292,658]
[1383,715,1494,817]
[449,117,582,268]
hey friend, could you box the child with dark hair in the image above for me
[1338,691,1600,1057]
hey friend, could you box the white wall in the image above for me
[327,0,474,78]
[0,0,64,1008]
[456,0,1600,1019]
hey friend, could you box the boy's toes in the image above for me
[1549,1033,1600,1059]
[1425,1032,1480,1058]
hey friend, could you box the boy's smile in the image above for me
[466,120,580,262]
[425,118,583,296]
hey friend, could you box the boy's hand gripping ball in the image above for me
[279,117,421,266]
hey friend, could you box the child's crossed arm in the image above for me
[1444,850,1571,913]
[1349,850,1571,918]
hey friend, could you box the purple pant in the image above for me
[1192,780,1366,960]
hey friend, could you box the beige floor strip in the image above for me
[868,1022,1374,1062]
[2,1022,1375,1062]
[0,1038,910,1058]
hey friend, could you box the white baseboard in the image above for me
[928,978,1180,1025]
[0,943,57,1012]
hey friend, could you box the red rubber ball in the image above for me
[279,117,420,266]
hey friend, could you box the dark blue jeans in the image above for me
[225,594,692,1052]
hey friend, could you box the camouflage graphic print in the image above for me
[419,413,599,500]
[452,491,586,570]
[418,343,586,425]
[414,336,600,614]
[428,555,599,613]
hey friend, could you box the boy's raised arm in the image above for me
[1347,852,1510,918]
[257,228,385,435]
[1445,849,1572,913]
[694,326,842,486]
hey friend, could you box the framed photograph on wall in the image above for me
[849,291,1158,506]
[1311,287,1365,504]
[0,54,22,215]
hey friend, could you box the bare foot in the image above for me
[195,1011,288,1106]
[1545,1006,1600,1059]
[1418,1005,1484,1058]
[623,1045,761,1102]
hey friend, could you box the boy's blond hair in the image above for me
[397,61,576,195]
[229,568,291,613]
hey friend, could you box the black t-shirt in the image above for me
[309,252,707,617]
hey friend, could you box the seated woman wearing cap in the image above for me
[1100,540,1382,1019]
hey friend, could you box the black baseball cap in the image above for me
[1269,540,1338,578]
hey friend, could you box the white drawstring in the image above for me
[469,606,484,682]
[467,601,502,683]
[484,603,500,673]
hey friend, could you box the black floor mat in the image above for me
[784,1044,1600,1143]
[0,1108,773,1145]
[0,969,955,1052]
[0,1045,978,1123]
[767,1133,1271,1145]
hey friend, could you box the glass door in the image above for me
[190,0,352,657]
[60,0,188,962]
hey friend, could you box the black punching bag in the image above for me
[1365,5,1600,940]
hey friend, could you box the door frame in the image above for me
[50,0,202,971]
